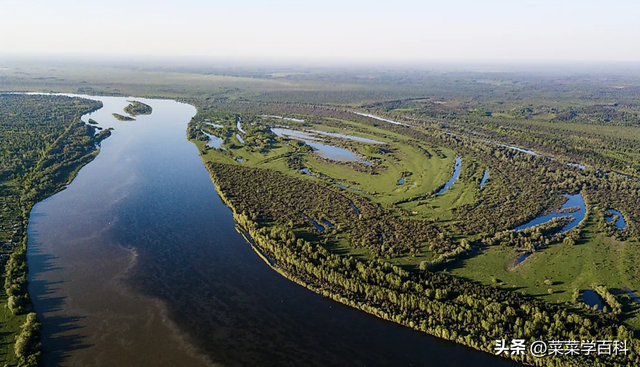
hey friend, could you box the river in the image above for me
[26,94,519,367]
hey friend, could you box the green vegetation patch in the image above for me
[124,100,153,116]
[112,112,135,121]
[0,94,107,366]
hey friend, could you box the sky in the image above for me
[2,0,640,64]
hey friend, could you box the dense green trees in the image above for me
[209,162,453,257]
[0,95,102,181]
[0,94,108,366]
[212,185,639,366]
[15,313,40,366]
[186,84,640,366]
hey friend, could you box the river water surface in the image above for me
[27,94,519,367]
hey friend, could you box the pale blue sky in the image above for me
[1,0,639,63]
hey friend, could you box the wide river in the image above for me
[27,94,519,367]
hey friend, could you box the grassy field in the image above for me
[2,62,640,366]
[193,114,463,209]
[449,209,640,328]
[190,104,640,334]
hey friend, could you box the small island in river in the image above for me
[112,113,136,121]
[124,100,153,116]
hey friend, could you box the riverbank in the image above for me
[24,93,515,367]
[24,95,220,367]
[0,94,106,366]
[197,158,637,367]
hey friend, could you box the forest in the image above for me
[206,162,639,366]
[0,94,107,366]
[2,64,640,365]
[184,81,640,366]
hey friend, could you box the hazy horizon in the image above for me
[3,0,640,64]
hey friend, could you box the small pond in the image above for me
[272,128,371,165]
[307,130,383,144]
[236,133,245,144]
[606,209,627,229]
[202,130,224,149]
[582,289,605,311]
[300,168,317,177]
[514,252,531,266]
[204,122,223,128]
[322,220,334,228]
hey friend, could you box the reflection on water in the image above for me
[26,93,520,367]
[203,122,223,128]
[437,157,462,195]
[305,215,326,232]
[272,128,372,165]
[271,127,319,141]
[27,94,210,367]
[606,209,627,229]
[626,289,640,304]
[201,130,223,149]
[307,141,366,163]
[271,127,382,145]
[514,193,586,234]
[307,129,383,144]
[583,289,605,311]
[322,219,334,228]
[300,168,316,177]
